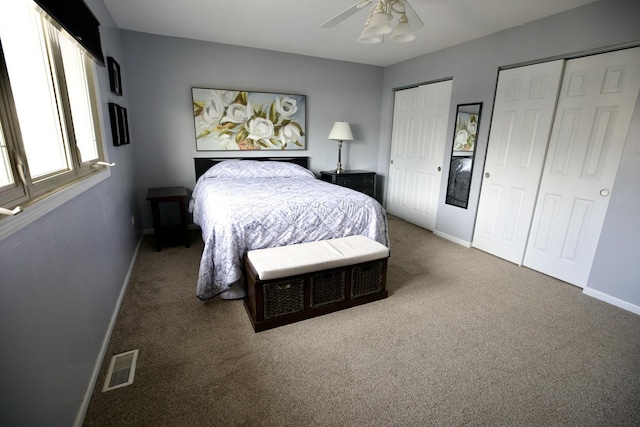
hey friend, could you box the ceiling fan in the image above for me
[321,0,424,44]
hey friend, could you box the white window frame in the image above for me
[0,1,111,241]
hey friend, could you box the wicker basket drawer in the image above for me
[243,239,388,332]
[263,278,304,319]
[351,259,385,298]
[310,269,346,308]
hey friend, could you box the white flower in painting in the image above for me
[456,129,469,145]
[221,102,252,124]
[275,96,297,119]
[278,123,302,146]
[217,90,238,107]
[218,134,238,150]
[202,92,225,124]
[246,117,275,141]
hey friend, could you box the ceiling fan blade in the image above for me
[321,0,373,28]
[403,0,424,31]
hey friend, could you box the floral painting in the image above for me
[192,88,306,151]
[453,112,478,152]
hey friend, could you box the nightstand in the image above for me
[146,186,190,252]
[320,170,377,199]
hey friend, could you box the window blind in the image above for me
[33,0,104,66]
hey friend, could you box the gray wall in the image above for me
[0,0,141,425]
[118,31,384,230]
[378,0,640,309]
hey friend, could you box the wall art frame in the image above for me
[192,88,306,151]
[108,103,130,146]
[107,56,122,96]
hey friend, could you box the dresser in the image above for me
[320,170,376,199]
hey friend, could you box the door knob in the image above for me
[485,172,490,178]
[437,166,441,171]
[600,189,610,197]
[390,160,394,164]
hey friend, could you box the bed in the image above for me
[189,157,389,301]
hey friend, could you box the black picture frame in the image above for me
[107,57,122,96]
[118,106,130,145]
[445,103,482,209]
[108,102,120,146]
[109,103,130,146]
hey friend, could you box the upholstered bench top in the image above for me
[246,235,389,280]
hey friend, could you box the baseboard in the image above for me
[73,232,144,427]
[582,287,640,315]
[433,230,472,248]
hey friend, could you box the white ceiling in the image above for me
[103,0,600,67]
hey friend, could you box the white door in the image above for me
[387,80,452,230]
[523,47,640,287]
[472,60,564,264]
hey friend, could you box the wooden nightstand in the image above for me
[146,186,190,252]
[320,170,377,199]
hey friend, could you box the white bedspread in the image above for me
[189,160,389,301]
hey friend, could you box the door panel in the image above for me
[472,60,564,264]
[387,80,452,230]
[523,47,640,287]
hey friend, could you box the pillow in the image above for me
[202,160,315,179]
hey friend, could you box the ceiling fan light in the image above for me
[365,8,391,34]
[389,13,415,43]
[357,31,383,44]
[389,31,415,43]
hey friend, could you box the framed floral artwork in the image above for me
[192,88,306,151]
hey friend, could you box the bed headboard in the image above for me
[194,157,310,181]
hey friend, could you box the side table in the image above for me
[320,170,377,199]
[146,186,190,252]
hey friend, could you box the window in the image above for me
[0,0,106,215]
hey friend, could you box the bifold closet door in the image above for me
[523,47,640,287]
[387,80,452,231]
[472,60,564,264]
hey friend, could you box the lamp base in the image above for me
[336,162,344,174]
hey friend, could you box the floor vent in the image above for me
[102,349,139,392]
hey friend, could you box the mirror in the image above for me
[446,103,482,209]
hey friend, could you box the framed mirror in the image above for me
[445,103,482,209]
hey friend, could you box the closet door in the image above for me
[387,80,452,230]
[523,47,640,287]
[472,61,564,264]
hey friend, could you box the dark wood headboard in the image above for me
[194,157,310,181]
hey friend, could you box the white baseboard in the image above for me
[73,233,144,427]
[433,230,472,248]
[582,287,640,315]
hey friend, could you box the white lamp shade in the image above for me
[357,31,383,44]
[328,122,354,141]
[389,13,415,43]
[365,10,392,35]
[389,26,415,43]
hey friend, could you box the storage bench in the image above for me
[243,235,389,332]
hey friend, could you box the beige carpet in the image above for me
[84,215,640,426]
